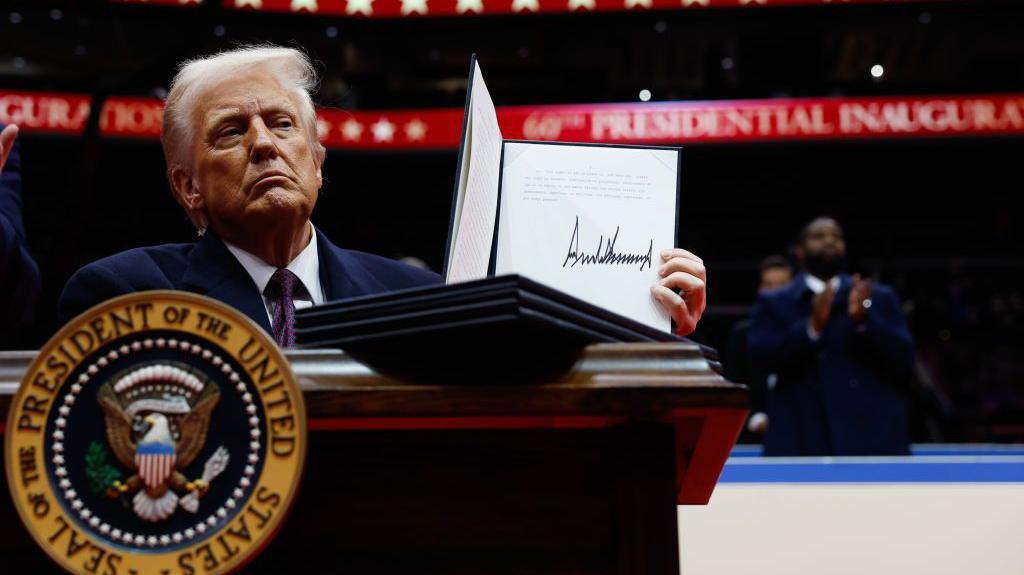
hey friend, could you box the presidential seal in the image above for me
[5,291,306,574]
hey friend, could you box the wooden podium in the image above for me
[1,342,746,574]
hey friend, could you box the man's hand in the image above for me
[847,273,873,325]
[0,124,18,175]
[651,248,707,336]
[810,282,835,334]
[748,413,769,434]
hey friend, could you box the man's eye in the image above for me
[219,127,241,138]
[274,119,293,129]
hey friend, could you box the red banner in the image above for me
[499,96,1024,144]
[219,0,935,17]
[112,0,204,5]
[107,0,937,14]
[3,91,1023,148]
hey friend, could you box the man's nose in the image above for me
[249,120,279,163]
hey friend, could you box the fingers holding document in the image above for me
[651,248,707,336]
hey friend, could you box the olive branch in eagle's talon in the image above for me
[85,441,124,500]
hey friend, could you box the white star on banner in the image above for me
[342,119,363,141]
[512,0,539,11]
[404,119,428,141]
[346,0,374,15]
[567,0,595,10]
[681,0,708,6]
[739,0,767,4]
[624,0,651,9]
[179,0,202,5]
[291,0,318,11]
[371,118,396,143]
[401,0,428,15]
[234,0,262,8]
[456,0,484,14]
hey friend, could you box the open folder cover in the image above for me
[444,56,681,333]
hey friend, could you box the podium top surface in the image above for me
[1,342,743,419]
[0,343,747,504]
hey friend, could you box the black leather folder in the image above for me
[295,274,705,383]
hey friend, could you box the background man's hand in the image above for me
[748,413,769,434]
[848,273,873,325]
[0,124,18,175]
[810,282,835,334]
[651,248,707,336]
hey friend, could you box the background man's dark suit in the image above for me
[1,124,42,333]
[747,272,913,455]
[58,228,440,332]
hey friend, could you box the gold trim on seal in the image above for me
[5,291,307,575]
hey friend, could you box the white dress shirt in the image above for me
[223,226,325,325]
[804,274,840,297]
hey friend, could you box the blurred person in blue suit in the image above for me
[748,217,913,455]
[0,123,42,338]
[725,255,794,442]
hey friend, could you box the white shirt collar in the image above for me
[805,274,841,295]
[223,224,324,306]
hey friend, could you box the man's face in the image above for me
[759,267,793,292]
[801,218,846,261]
[187,69,322,238]
[799,218,847,279]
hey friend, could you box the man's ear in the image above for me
[314,144,325,189]
[794,245,805,262]
[169,166,204,213]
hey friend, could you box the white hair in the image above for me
[161,45,325,230]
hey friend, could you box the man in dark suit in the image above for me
[747,217,913,455]
[61,46,708,345]
[58,226,436,338]
[59,47,439,345]
[1,123,42,338]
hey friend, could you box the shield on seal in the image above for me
[135,441,176,490]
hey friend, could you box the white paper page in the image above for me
[495,143,679,332]
[445,61,503,284]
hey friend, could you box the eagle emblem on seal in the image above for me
[96,362,229,522]
[6,292,307,572]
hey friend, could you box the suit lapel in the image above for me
[831,274,853,315]
[316,229,384,303]
[180,232,274,334]
[790,272,813,309]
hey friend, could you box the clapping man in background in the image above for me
[747,217,914,456]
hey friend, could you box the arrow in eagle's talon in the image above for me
[180,446,231,514]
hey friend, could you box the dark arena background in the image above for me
[5,0,1021,441]
[3,1,1024,573]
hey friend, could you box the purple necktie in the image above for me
[266,268,300,348]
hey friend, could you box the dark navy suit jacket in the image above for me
[747,273,913,456]
[1,124,41,331]
[58,228,441,335]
